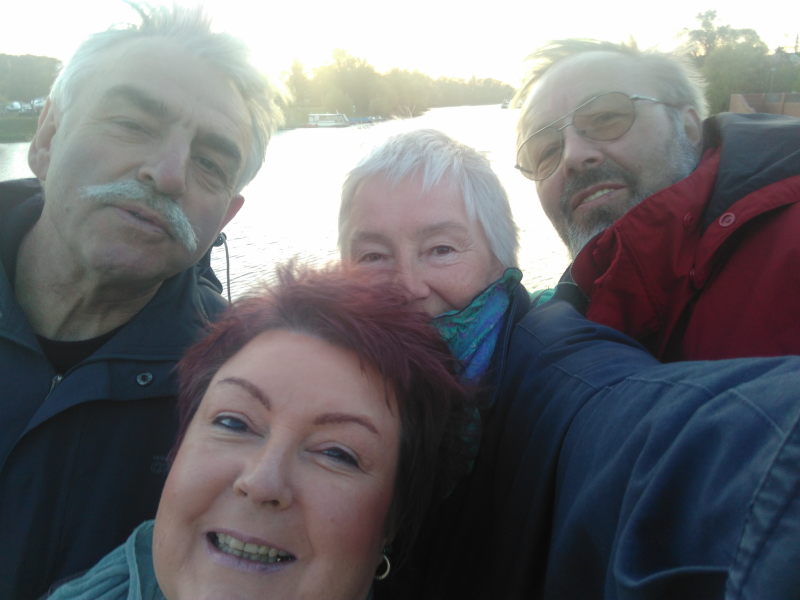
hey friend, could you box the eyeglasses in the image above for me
[515,91,679,181]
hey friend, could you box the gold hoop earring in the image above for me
[375,553,391,581]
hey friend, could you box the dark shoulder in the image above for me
[0,178,42,213]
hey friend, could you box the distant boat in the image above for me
[306,113,351,127]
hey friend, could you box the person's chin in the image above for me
[566,213,620,257]
[87,246,185,283]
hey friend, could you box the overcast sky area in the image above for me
[2,1,799,86]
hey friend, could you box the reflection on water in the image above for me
[0,105,568,298]
[0,143,33,182]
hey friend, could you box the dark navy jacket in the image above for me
[0,179,227,600]
[381,298,800,599]
[491,300,800,599]
[375,282,533,599]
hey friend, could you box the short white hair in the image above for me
[339,129,519,268]
[516,39,708,143]
[49,3,283,191]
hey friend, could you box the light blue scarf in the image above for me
[47,521,378,600]
[47,521,165,600]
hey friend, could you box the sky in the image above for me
[2,1,799,87]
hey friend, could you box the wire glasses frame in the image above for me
[515,92,680,181]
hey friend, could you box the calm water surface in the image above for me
[0,105,568,298]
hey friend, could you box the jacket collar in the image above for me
[701,113,800,228]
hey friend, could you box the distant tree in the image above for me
[286,60,310,105]
[367,79,400,116]
[0,54,61,102]
[431,76,513,107]
[329,50,380,114]
[384,69,433,116]
[686,11,767,61]
[280,51,515,123]
[686,10,720,61]
[322,87,353,115]
[703,44,770,113]
[683,11,776,113]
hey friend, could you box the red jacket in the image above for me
[569,113,800,361]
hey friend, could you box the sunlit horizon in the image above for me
[2,1,799,88]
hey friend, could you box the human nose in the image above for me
[560,125,605,175]
[137,135,189,198]
[394,259,430,304]
[233,441,294,509]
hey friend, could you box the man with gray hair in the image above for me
[515,39,800,361]
[0,5,281,597]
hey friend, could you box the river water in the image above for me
[0,105,569,298]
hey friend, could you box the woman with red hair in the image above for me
[49,263,471,600]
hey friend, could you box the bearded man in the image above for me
[515,39,800,360]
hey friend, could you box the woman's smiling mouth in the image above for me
[209,532,296,565]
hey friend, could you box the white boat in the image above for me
[306,113,350,127]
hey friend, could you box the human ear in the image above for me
[221,194,245,229]
[681,107,703,148]
[28,100,59,181]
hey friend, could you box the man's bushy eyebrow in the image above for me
[100,84,243,169]
[101,85,172,119]
[197,131,242,167]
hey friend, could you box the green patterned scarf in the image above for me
[434,268,522,384]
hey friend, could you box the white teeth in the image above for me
[581,189,615,205]
[228,536,244,551]
[213,533,293,564]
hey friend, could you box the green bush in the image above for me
[0,115,38,143]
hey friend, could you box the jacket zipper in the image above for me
[48,373,64,394]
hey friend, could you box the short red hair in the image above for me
[175,262,472,564]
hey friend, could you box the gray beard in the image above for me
[80,180,199,253]
[560,127,700,258]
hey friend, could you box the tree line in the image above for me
[1,12,799,122]
[283,49,513,126]
[0,54,61,104]
[685,11,800,114]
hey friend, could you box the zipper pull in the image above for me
[49,374,63,393]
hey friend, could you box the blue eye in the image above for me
[194,155,228,182]
[213,415,249,433]
[322,447,359,467]
[113,118,150,135]
[357,252,385,264]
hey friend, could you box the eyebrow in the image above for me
[101,84,173,120]
[417,221,470,238]
[101,84,243,170]
[349,231,390,247]
[217,377,270,409]
[215,377,379,435]
[350,221,469,246]
[196,131,243,170]
[314,412,379,435]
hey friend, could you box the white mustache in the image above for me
[81,180,199,253]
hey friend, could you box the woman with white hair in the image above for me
[338,128,552,596]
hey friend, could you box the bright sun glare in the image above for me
[2,1,799,86]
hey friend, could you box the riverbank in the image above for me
[0,115,37,143]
